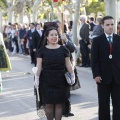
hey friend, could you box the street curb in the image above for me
[8,52,30,58]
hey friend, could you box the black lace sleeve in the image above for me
[37,47,44,58]
[63,46,70,57]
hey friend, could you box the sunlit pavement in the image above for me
[0,53,98,120]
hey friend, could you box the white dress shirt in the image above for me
[37,30,42,37]
[77,24,83,40]
[105,33,113,42]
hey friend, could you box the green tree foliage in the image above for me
[0,0,7,9]
[86,1,105,16]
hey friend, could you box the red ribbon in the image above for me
[108,42,112,55]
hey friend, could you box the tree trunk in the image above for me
[72,0,83,45]
[32,0,42,22]
[19,10,24,23]
[112,0,117,33]
[8,8,13,23]
[0,12,2,32]
[57,7,61,21]
[33,6,37,22]
[117,1,120,21]
[104,0,117,33]
[27,14,31,23]
[46,13,50,22]
[104,0,111,15]
[7,0,15,23]
[50,3,54,21]
[81,7,86,15]
[14,16,17,23]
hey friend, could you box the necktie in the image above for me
[108,36,113,59]
[107,36,112,45]
[38,30,41,36]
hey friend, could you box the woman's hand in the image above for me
[70,73,75,85]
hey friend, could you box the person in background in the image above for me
[90,16,104,41]
[89,17,96,33]
[64,20,68,33]
[68,20,73,40]
[6,25,12,52]
[55,20,80,116]
[88,16,104,50]
[78,15,90,67]
[19,24,26,54]
[32,23,43,65]
[27,23,35,64]
[24,24,30,55]
[117,21,120,35]
[11,24,19,54]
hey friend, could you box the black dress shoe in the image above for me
[79,64,86,67]
[68,113,74,116]
[63,112,74,117]
[85,64,90,67]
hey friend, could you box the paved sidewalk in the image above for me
[76,66,92,75]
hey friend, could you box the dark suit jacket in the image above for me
[80,23,89,43]
[92,25,104,36]
[91,33,120,84]
[65,34,76,53]
[90,22,96,31]
[27,30,33,47]
[32,30,42,50]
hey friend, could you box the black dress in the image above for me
[37,45,70,104]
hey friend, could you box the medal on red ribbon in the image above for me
[109,54,112,59]
[109,42,112,59]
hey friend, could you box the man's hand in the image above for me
[95,76,102,83]
[61,33,67,42]
[70,73,75,85]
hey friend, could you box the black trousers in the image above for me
[79,40,90,66]
[97,78,120,120]
[33,51,37,66]
[29,46,34,63]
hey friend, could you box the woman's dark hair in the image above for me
[37,22,59,49]
[43,27,59,46]
[68,21,73,30]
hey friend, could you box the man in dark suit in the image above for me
[91,16,120,120]
[27,23,35,64]
[89,17,96,32]
[78,15,90,67]
[32,23,42,65]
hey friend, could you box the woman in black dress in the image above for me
[34,27,75,120]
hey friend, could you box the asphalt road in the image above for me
[0,53,98,120]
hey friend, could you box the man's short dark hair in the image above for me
[102,16,114,24]
[90,17,94,21]
[30,23,35,26]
